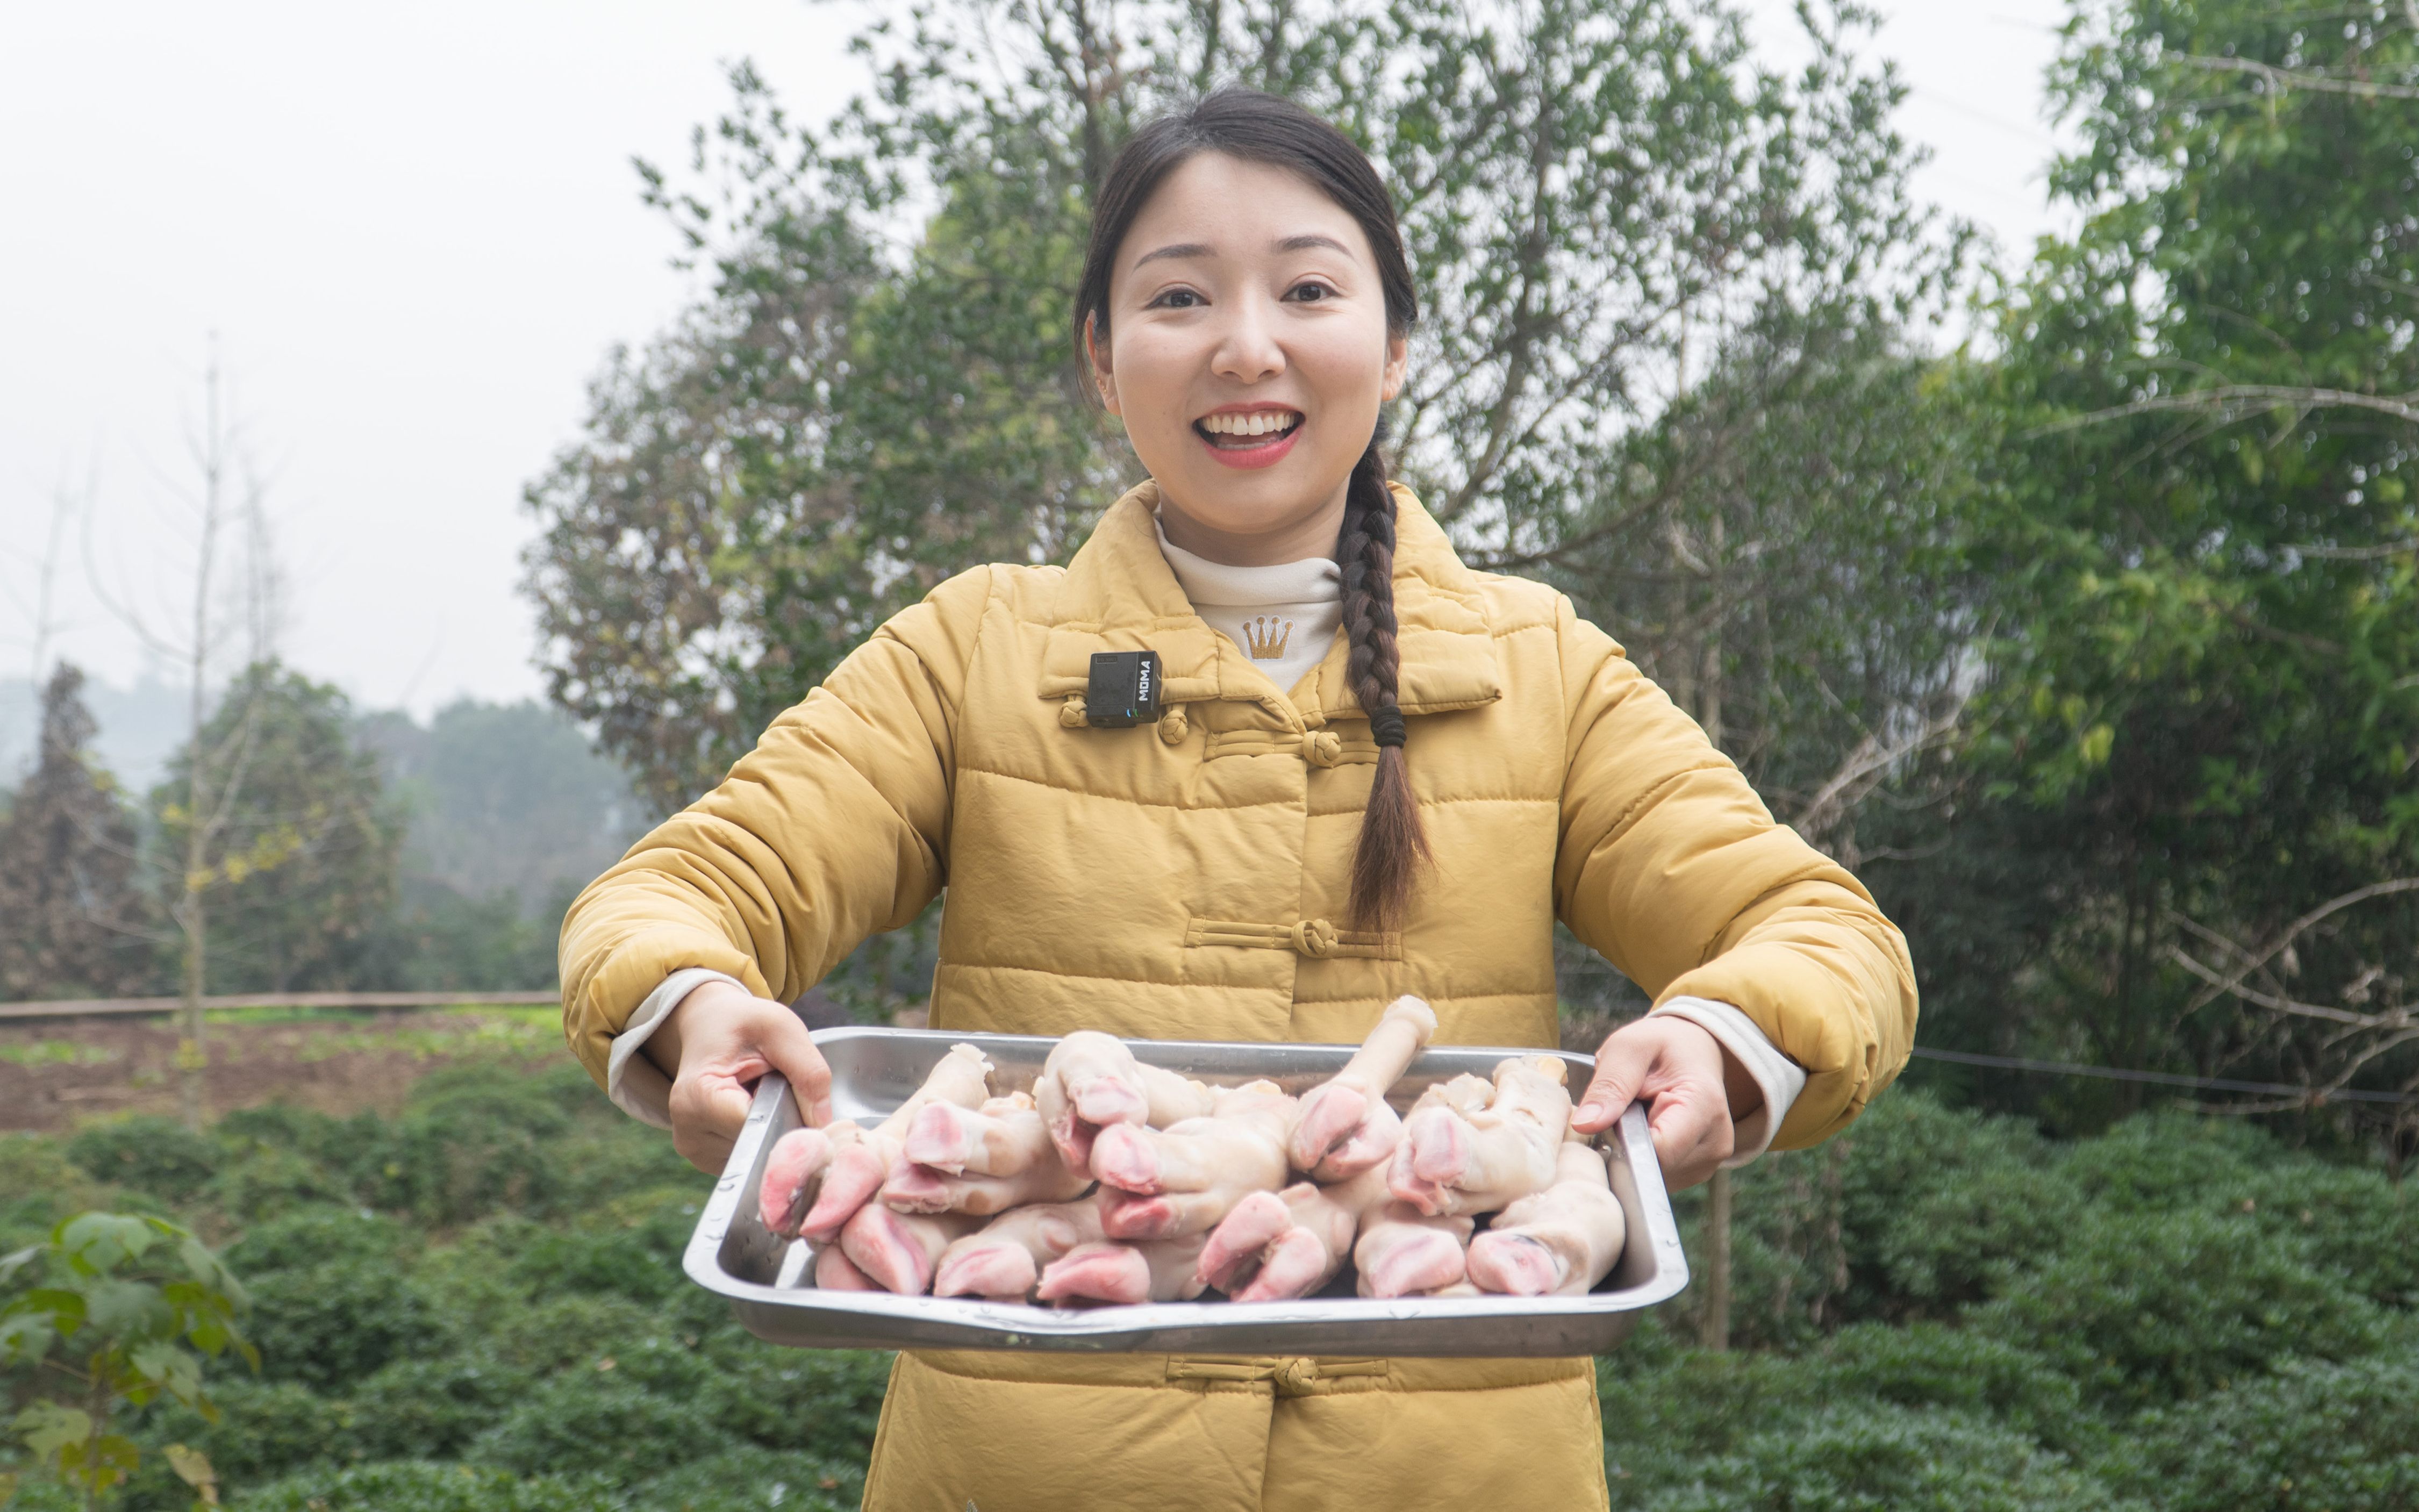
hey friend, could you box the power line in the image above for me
[1908,1045,2418,1106]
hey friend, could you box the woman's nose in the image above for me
[1210,297,1286,384]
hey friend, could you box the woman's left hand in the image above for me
[1570,1016,1761,1189]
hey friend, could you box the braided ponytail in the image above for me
[1339,437,1427,931]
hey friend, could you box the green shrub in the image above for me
[347,1354,539,1461]
[359,1069,575,1227]
[135,1379,351,1489]
[238,1461,617,1511]
[214,1103,357,1156]
[2050,1112,2281,1211]
[481,1295,670,1374]
[224,1206,412,1272]
[1968,1207,2389,1410]
[2236,1163,2419,1309]
[1622,1402,2141,1512]
[1829,1093,2073,1319]
[65,1114,218,1203]
[2103,1353,2419,1511]
[242,1252,432,1393]
[1599,1344,1830,1468]
[697,1349,894,1461]
[626,1445,862,1512]
[467,1377,722,1488]
[1810,1323,2088,1450]
[506,1225,682,1307]
[0,1133,123,1249]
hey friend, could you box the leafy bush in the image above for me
[354,1066,577,1227]
[135,1379,352,1486]
[0,1134,123,1250]
[347,1354,538,1461]
[1968,1207,2389,1410]
[224,1207,412,1273]
[1623,1402,2141,1512]
[625,1445,862,1512]
[693,1349,894,1462]
[467,1375,723,1487]
[1809,1324,2088,1451]
[65,1115,219,1204]
[238,1461,616,1512]
[2235,1163,2419,1310]
[505,1224,682,1308]
[240,1252,431,1393]
[2105,1352,2419,1511]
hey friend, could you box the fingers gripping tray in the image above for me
[683,1027,1690,1357]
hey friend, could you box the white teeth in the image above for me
[1200,412,1299,437]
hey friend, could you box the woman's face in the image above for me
[1090,152,1407,565]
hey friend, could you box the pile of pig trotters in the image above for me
[753,996,1627,1307]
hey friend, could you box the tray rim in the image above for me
[681,1026,1691,1352]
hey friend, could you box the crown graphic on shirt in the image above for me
[1241,615,1293,660]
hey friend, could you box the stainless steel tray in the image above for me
[683,1027,1688,1357]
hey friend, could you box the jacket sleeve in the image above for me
[556,567,993,1086]
[1550,597,1917,1148]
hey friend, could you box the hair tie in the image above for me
[1369,707,1407,748]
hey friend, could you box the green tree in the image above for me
[1917,0,2419,1131]
[151,665,405,997]
[0,665,153,1000]
[524,0,1965,814]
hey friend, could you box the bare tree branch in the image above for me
[1789,693,1970,844]
[2027,384,2419,438]
[2171,878,2419,1014]
[2177,52,2419,102]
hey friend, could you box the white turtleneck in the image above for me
[1155,519,1343,695]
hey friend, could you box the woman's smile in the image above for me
[1196,404,1304,468]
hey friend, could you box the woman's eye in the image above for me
[1288,281,1334,302]
[1150,289,1204,309]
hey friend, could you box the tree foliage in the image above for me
[1898,0,2419,1132]
[149,666,404,995]
[0,666,151,1001]
[524,0,1966,813]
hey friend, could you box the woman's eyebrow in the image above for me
[1276,233,1352,256]
[1132,232,1354,269]
[1133,241,1213,268]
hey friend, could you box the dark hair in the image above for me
[1074,87,1427,931]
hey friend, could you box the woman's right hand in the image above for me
[645,978,835,1175]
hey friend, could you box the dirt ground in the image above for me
[0,1007,565,1135]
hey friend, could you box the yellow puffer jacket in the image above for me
[560,481,1917,1511]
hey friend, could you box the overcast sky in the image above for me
[0,1,2073,724]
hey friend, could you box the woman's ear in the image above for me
[1086,312,1122,415]
[1380,332,1409,404]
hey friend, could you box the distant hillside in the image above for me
[357,698,649,913]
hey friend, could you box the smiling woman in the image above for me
[558,85,1917,1512]
[1079,142,1408,565]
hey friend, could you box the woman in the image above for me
[561,88,1916,1511]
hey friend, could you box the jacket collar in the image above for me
[1040,479,1501,721]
